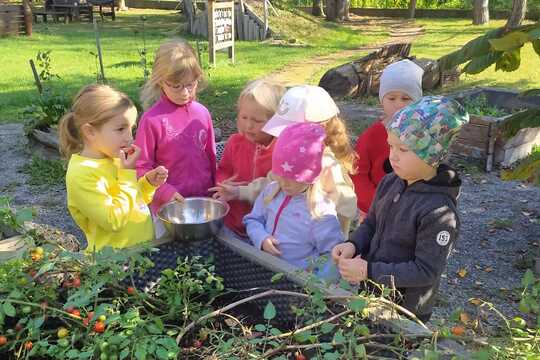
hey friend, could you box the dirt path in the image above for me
[265,16,425,86]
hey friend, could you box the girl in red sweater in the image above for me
[351,59,424,221]
[210,80,285,237]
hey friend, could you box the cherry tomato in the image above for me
[65,306,74,313]
[127,287,136,295]
[0,336,7,346]
[98,315,106,322]
[87,311,94,320]
[22,306,32,314]
[295,352,307,360]
[70,310,81,318]
[24,341,33,350]
[57,327,69,338]
[94,321,106,333]
[71,278,81,288]
[82,318,89,327]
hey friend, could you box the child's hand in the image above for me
[358,210,367,224]
[332,242,356,264]
[209,182,239,201]
[262,236,282,256]
[337,256,368,284]
[171,192,185,202]
[119,144,141,169]
[145,166,168,187]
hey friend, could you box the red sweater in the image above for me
[217,133,275,236]
[351,120,390,214]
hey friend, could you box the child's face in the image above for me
[382,91,413,120]
[274,174,309,196]
[84,107,137,159]
[161,74,198,106]
[387,131,435,184]
[237,98,274,145]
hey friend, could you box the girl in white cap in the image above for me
[213,85,358,235]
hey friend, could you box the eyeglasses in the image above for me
[164,80,199,92]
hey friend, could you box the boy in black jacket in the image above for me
[332,96,468,322]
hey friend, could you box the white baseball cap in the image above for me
[262,85,339,137]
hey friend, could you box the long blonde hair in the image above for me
[320,116,358,174]
[237,79,285,119]
[263,180,325,219]
[58,84,135,158]
[140,38,203,109]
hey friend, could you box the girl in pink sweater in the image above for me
[135,39,216,213]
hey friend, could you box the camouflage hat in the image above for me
[386,96,469,167]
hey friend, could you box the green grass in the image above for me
[0,9,383,129]
[412,19,540,91]
[23,155,66,186]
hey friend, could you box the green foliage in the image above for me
[501,145,540,186]
[23,155,66,187]
[462,94,509,117]
[22,88,71,136]
[0,196,33,238]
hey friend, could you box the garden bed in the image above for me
[449,87,540,171]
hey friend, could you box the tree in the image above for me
[408,0,417,19]
[507,0,528,29]
[473,0,489,25]
[326,0,348,21]
[312,0,325,17]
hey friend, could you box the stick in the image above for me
[93,18,106,82]
[176,289,310,344]
[264,309,352,341]
[266,0,278,16]
[29,59,42,94]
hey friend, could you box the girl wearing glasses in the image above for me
[135,38,216,214]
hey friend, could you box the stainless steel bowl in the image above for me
[157,197,230,242]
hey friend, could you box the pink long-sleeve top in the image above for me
[135,95,216,214]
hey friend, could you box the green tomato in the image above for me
[100,342,109,352]
[22,306,32,315]
[109,355,118,360]
[58,339,69,347]
[17,277,28,286]
[100,353,108,360]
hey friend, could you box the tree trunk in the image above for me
[506,0,527,29]
[117,0,128,11]
[312,0,325,17]
[472,0,489,25]
[408,0,417,19]
[326,0,347,21]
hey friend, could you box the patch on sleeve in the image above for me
[436,230,451,246]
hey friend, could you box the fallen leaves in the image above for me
[457,268,468,278]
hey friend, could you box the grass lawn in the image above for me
[1,11,539,129]
[0,8,383,128]
[412,18,540,91]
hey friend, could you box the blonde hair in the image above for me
[320,116,358,174]
[263,180,325,219]
[58,84,135,158]
[237,79,286,119]
[140,38,203,109]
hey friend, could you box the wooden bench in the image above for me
[32,7,70,23]
[88,0,115,21]
[48,0,93,22]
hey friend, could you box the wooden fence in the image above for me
[0,0,32,36]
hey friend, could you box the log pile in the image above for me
[319,43,460,98]
[0,0,32,36]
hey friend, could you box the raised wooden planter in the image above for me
[0,0,32,36]
[449,87,540,171]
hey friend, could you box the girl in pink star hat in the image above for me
[244,123,344,276]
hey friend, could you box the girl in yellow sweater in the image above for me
[58,84,168,252]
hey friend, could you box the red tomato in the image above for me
[24,341,33,350]
[0,336,7,346]
[94,321,106,333]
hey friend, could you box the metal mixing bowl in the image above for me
[157,197,230,242]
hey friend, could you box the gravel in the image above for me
[2,123,539,333]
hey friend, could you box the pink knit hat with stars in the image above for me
[272,123,326,184]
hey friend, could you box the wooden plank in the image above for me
[242,14,248,41]
[456,123,490,142]
[469,114,498,126]
[450,141,486,159]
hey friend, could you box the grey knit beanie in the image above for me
[379,59,424,103]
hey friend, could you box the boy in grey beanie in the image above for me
[351,59,424,221]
